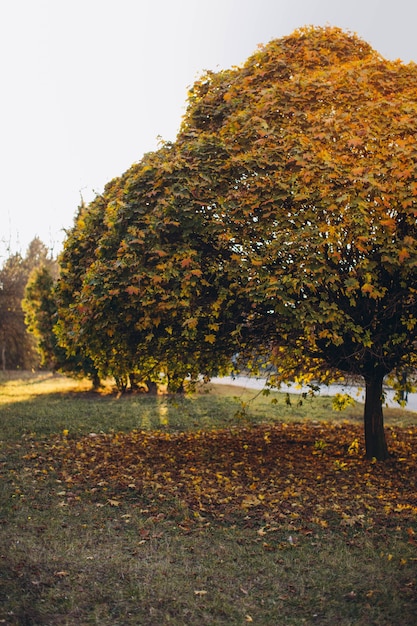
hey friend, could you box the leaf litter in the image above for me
[21,421,417,531]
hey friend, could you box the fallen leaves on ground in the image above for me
[21,422,417,530]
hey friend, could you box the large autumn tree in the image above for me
[176,26,417,459]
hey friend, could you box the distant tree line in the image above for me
[0,238,56,371]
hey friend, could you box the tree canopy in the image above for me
[54,26,417,459]
[176,25,417,459]
[55,145,245,391]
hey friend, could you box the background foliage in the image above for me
[0,238,56,371]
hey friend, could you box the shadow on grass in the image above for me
[0,373,415,442]
[0,390,248,441]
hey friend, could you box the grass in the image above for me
[1,372,414,441]
[1,372,417,625]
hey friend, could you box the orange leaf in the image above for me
[399,248,410,263]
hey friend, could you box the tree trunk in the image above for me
[91,372,101,391]
[363,372,390,460]
[129,373,139,392]
[145,380,158,395]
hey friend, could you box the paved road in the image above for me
[211,375,417,414]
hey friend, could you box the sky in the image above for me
[2,0,417,260]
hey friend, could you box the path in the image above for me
[210,375,417,413]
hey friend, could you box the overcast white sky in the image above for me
[1,0,417,259]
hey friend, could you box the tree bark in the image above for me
[91,372,101,391]
[363,372,390,460]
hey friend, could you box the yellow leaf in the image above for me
[361,283,373,295]
[241,494,262,509]
[184,317,198,329]
[204,334,216,344]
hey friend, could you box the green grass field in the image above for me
[1,372,416,625]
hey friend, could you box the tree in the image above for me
[23,264,61,369]
[55,144,244,391]
[176,26,417,459]
[54,26,417,457]
[0,253,29,369]
[24,262,101,387]
[0,238,53,370]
